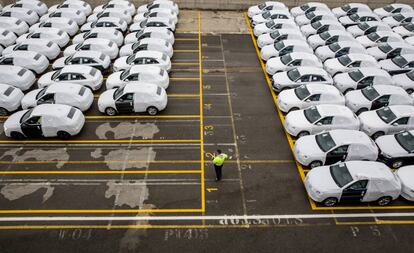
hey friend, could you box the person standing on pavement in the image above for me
[212,149,229,182]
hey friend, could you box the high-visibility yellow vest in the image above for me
[213,154,228,166]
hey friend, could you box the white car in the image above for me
[315,41,366,62]
[272,67,333,92]
[2,39,60,60]
[356,31,404,48]
[119,38,173,58]
[266,52,321,75]
[379,54,414,75]
[4,1,48,16]
[253,19,297,36]
[113,51,171,72]
[290,3,329,17]
[53,51,111,72]
[72,28,124,47]
[134,8,178,25]
[94,1,135,15]
[40,9,86,26]
[64,38,119,60]
[374,4,413,18]
[346,85,413,115]
[377,131,414,169]
[88,9,132,24]
[396,165,414,200]
[0,28,17,48]
[391,70,414,94]
[98,83,167,116]
[359,105,414,139]
[3,104,85,139]
[30,18,79,36]
[338,12,380,27]
[38,66,103,91]
[300,20,346,38]
[406,36,414,46]
[382,13,414,28]
[261,40,312,61]
[0,51,48,74]
[81,17,128,33]
[305,161,401,207]
[257,29,303,48]
[0,7,39,25]
[393,23,414,38]
[307,30,356,49]
[332,3,372,18]
[367,42,414,60]
[125,28,174,45]
[295,11,336,27]
[22,83,93,112]
[251,9,292,26]
[334,68,393,93]
[130,17,176,32]
[0,83,24,116]
[247,1,287,18]
[0,65,35,91]
[324,54,380,76]
[347,22,392,37]
[17,28,70,48]
[48,1,92,16]
[137,1,179,15]
[294,130,378,168]
[0,17,29,36]
[106,65,169,89]
[277,83,344,113]
[284,104,359,137]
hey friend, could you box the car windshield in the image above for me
[367,32,380,42]
[393,14,405,22]
[258,3,266,10]
[316,132,337,152]
[265,20,275,28]
[311,21,322,29]
[132,42,142,51]
[407,71,414,81]
[304,106,321,123]
[35,88,47,99]
[126,55,135,64]
[361,86,380,101]
[391,56,408,67]
[75,43,84,50]
[51,69,61,80]
[338,55,352,66]
[287,68,300,81]
[262,12,271,19]
[319,32,331,40]
[395,131,414,152]
[376,107,397,123]
[294,85,311,100]
[404,23,414,31]
[269,31,280,39]
[349,70,364,82]
[300,4,309,11]
[330,163,353,188]
[20,108,33,123]
[120,69,130,80]
[306,12,316,19]
[383,5,394,12]
[358,23,370,30]
[329,43,341,52]
[64,55,73,64]
[274,41,285,51]
[113,86,125,100]
[379,44,393,53]
[280,54,292,65]
[341,5,351,12]
[350,14,360,21]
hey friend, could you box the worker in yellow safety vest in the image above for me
[212,149,229,182]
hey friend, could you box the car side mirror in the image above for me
[316,122,322,126]
[392,123,399,126]
[305,99,310,102]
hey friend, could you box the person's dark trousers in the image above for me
[214,164,223,181]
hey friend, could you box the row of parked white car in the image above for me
[248,2,414,207]
[0,0,180,140]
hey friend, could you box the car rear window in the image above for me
[67,107,76,119]
[37,2,42,6]
[76,10,81,15]
[156,86,162,96]
[159,69,165,76]
[89,67,97,76]
[57,30,63,36]
[34,53,41,60]
[3,86,15,96]
[27,10,33,15]
[165,41,169,47]
[2,30,8,36]
[78,86,86,96]
[99,54,106,61]
[161,53,167,61]
[16,19,22,25]
[68,20,74,25]
[114,30,119,36]
[46,41,53,47]
[17,68,26,76]
[108,41,114,47]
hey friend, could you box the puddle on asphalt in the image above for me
[0,148,69,168]
[95,122,160,139]
[105,181,150,208]
[91,148,156,170]
[0,183,54,202]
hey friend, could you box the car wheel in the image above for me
[323,197,338,207]
[309,160,323,169]
[372,131,385,140]
[297,131,310,138]
[0,107,8,116]
[146,106,158,116]
[344,88,353,94]
[105,107,117,116]
[376,196,392,206]
[392,159,404,169]
[57,131,71,140]
[356,108,368,115]
[288,107,299,113]
[406,88,414,94]
[10,131,25,140]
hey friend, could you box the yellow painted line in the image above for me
[175,50,199,53]
[0,115,201,120]
[175,28,197,32]
[0,170,202,175]
[198,11,205,213]
[175,38,199,41]
[244,13,317,211]
[0,139,201,144]
[170,77,200,80]
[171,62,199,66]
[93,94,200,98]
[0,209,203,214]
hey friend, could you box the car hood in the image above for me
[98,89,116,107]
[376,134,408,156]
[63,45,77,56]
[334,73,355,86]
[4,110,26,130]
[21,89,41,108]
[38,72,54,87]
[306,166,340,193]
[397,167,414,190]
[285,110,311,129]
[295,135,325,159]
[346,90,370,106]
[307,35,324,47]
[272,71,291,84]
[52,56,67,69]
[106,72,122,85]
[278,89,301,105]
[359,111,387,128]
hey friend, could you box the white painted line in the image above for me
[1,213,414,222]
